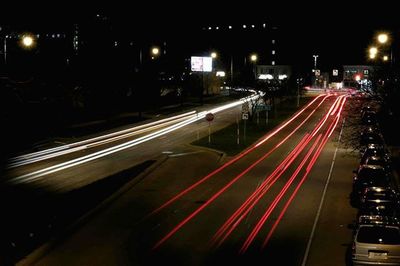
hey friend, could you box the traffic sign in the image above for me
[205,113,214,122]
[242,113,249,120]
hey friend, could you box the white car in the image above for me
[353,216,400,265]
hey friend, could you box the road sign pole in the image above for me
[208,122,211,144]
[257,111,259,125]
[236,114,240,145]
[244,120,246,143]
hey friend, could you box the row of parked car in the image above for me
[350,106,400,265]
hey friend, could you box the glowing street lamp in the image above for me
[211,52,217,59]
[369,53,376,59]
[369,47,378,55]
[377,33,388,44]
[250,54,257,62]
[151,47,160,56]
[383,55,389,61]
[21,34,35,48]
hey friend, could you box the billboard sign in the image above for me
[191,56,213,72]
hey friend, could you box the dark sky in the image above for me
[2,2,398,69]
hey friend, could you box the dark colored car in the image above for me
[352,165,391,198]
[360,144,391,165]
[360,131,384,147]
[357,187,400,217]
[361,110,378,125]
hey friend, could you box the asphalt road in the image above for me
[20,94,360,266]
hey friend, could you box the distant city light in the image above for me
[272,61,275,65]
[369,47,378,55]
[216,71,225,77]
[208,27,212,30]
[383,55,389,61]
[211,52,217,59]
[228,25,232,29]
[263,23,266,28]
[243,25,247,29]
[369,53,376,59]
[216,26,219,30]
[152,47,160,55]
[21,35,35,48]
[377,33,388,44]
[278,74,288,80]
[259,74,274,80]
[251,25,255,28]
[250,54,257,62]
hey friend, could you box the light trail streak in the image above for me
[152,95,330,249]
[146,95,327,217]
[10,94,261,183]
[213,133,313,248]
[262,97,347,249]
[240,134,322,253]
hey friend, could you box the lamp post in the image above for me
[250,53,258,80]
[312,54,319,87]
[3,35,7,65]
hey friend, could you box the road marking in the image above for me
[168,151,203,157]
[301,118,345,266]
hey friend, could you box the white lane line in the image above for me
[301,117,346,266]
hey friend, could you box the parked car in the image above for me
[352,216,400,265]
[352,165,391,199]
[360,144,391,165]
[361,110,378,125]
[360,155,391,173]
[357,187,400,217]
[360,131,384,147]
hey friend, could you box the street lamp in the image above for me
[369,47,378,55]
[151,47,160,60]
[377,33,389,44]
[21,34,36,49]
[151,47,159,55]
[312,55,319,87]
[383,55,389,61]
[312,54,319,70]
[250,54,258,62]
[211,52,217,59]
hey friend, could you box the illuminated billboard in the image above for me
[191,56,212,72]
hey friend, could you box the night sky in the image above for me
[1,2,399,70]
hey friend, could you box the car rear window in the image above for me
[357,227,400,244]
[359,168,386,179]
